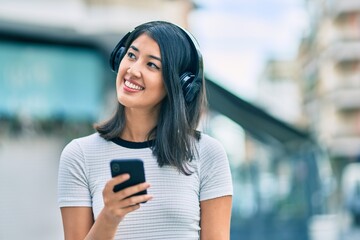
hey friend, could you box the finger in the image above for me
[115,182,150,199]
[104,174,130,193]
[116,203,141,216]
[123,194,153,207]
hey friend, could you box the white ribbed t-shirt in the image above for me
[57,132,233,240]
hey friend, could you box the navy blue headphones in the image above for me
[109,23,204,103]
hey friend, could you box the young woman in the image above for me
[58,21,233,240]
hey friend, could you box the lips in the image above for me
[124,80,145,91]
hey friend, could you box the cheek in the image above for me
[116,65,127,86]
[117,60,128,77]
[158,83,167,99]
[147,79,166,102]
[115,73,121,92]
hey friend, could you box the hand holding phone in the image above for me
[110,159,148,201]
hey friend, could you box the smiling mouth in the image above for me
[124,80,145,90]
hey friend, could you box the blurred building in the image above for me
[257,1,360,237]
[298,0,360,177]
[0,0,193,32]
[0,0,194,129]
[258,59,306,127]
[296,3,360,232]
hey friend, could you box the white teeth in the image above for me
[125,80,144,90]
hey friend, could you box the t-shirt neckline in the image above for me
[111,137,154,149]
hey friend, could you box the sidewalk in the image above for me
[0,134,64,240]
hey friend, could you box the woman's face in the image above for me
[116,33,166,112]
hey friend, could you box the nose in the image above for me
[126,63,141,78]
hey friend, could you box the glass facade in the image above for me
[0,40,105,121]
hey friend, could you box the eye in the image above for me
[148,62,160,70]
[126,51,136,60]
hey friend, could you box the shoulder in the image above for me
[197,133,233,200]
[197,133,228,165]
[198,133,226,154]
[66,132,108,149]
[74,132,108,145]
[61,132,109,158]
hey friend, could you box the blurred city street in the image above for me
[1,0,360,239]
[0,135,64,240]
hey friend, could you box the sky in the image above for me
[190,0,309,101]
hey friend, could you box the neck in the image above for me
[120,108,159,142]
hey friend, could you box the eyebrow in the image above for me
[130,45,161,62]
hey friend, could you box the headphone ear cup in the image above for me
[110,46,126,73]
[180,72,200,103]
[109,31,132,73]
[185,80,201,103]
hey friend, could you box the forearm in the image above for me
[66,174,151,240]
[84,210,120,240]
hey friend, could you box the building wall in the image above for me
[300,0,360,160]
[0,0,193,33]
[296,1,360,214]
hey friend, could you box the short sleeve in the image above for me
[57,139,92,207]
[199,135,233,201]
